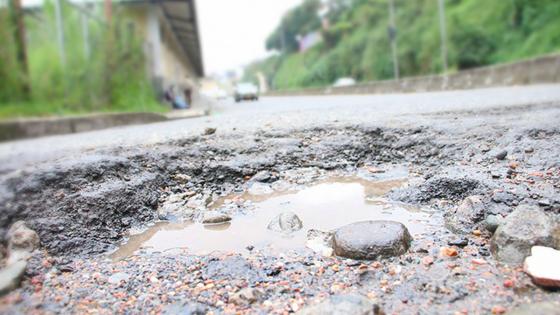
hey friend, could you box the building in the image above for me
[22,0,205,104]
[122,0,204,102]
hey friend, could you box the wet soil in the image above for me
[0,110,559,313]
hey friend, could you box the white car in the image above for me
[234,83,259,102]
[333,77,357,87]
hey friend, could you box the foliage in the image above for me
[0,0,164,118]
[266,0,322,53]
[247,0,560,90]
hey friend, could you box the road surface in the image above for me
[1,84,560,172]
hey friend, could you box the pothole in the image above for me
[112,177,440,259]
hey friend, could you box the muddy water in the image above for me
[113,178,436,259]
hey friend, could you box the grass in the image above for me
[0,100,169,120]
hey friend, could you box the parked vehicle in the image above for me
[333,77,356,87]
[234,83,259,102]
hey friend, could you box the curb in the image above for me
[0,109,207,142]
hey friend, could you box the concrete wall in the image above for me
[124,6,198,93]
[266,54,560,96]
[0,113,167,142]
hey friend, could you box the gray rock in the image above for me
[202,212,232,225]
[228,287,264,306]
[297,294,383,315]
[252,171,278,183]
[0,261,27,296]
[333,221,412,260]
[507,302,560,315]
[267,211,303,233]
[108,272,131,284]
[496,150,508,160]
[491,205,558,264]
[484,214,503,233]
[203,127,216,135]
[445,195,485,234]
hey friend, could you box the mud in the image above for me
[0,107,560,313]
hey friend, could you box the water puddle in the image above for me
[112,177,436,259]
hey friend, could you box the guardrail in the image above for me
[265,54,560,96]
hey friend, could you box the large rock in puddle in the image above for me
[491,205,558,264]
[333,221,412,260]
[297,294,383,315]
[267,211,303,233]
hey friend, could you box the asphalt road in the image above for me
[1,84,560,172]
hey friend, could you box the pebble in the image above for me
[495,150,508,160]
[448,238,469,247]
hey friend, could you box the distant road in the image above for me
[1,84,560,172]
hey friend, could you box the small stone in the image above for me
[203,127,216,135]
[484,215,503,233]
[422,256,434,266]
[267,211,303,233]
[0,261,27,296]
[251,171,278,183]
[445,195,485,234]
[503,279,514,288]
[229,287,263,306]
[496,150,508,160]
[440,247,458,257]
[523,246,560,288]
[202,212,232,225]
[538,199,551,207]
[491,305,507,314]
[472,258,487,265]
[333,221,412,260]
[447,238,468,247]
[524,147,534,153]
[108,272,130,285]
[6,221,40,265]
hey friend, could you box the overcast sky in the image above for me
[197,0,302,75]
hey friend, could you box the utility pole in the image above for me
[387,0,399,80]
[81,10,90,59]
[54,0,66,68]
[438,0,448,74]
[280,20,287,54]
[9,0,31,99]
[104,0,112,24]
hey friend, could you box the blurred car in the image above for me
[202,87,228,100]
[234,83,259,102]
[333,77,356,87]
